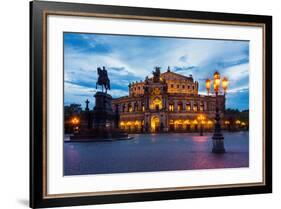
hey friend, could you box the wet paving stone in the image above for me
[64,132,249,176]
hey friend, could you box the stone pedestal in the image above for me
[93,92,114,129]
[212,133,225,153]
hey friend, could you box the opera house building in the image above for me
[112,67,225,133]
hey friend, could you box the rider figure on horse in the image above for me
[96,66,111,93]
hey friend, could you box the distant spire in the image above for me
[167,66,171,72]
[85,99,90,111]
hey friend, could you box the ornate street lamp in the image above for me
[206,71,228,153]
[197,114,206,136]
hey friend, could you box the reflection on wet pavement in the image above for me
[64,132,249,176]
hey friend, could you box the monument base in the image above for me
[69,91,131,142]
[212,133,225,153]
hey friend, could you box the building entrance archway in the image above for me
[151,116,160,132]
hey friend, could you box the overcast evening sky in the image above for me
[64,32,249,111]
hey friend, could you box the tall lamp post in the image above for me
[206,71,228,153]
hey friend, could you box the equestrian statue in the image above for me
[96,66,111,93]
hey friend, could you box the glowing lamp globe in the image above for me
[205,78,211,94]
[213,71,221,92]
[222,77,229,92]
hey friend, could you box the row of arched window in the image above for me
[120,102,145,113]
[168,101,205,112]
[115,100,210,113]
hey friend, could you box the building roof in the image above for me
[160,70,194,82]
[129,68,196,87]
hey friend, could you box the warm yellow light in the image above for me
[169,104,174,111]
[205,78,211,93]
[197,114,205,121]
[175,120,183,125]
[213,71,221,92]
[151,117,160,132]
[225,120,230,125]
[207,120,213,125]
[71,117,79,125]
[193,106,197,111]
[150,98,162,110]
[213,71,220,80]
[236,120,241,125]
[222,77,229,92]
[184,120,190,125]
[214,79,220,92]
[193,120,198,125]
[120,121,125,126]
[241,122,246,126]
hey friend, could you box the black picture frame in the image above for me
[30,0,272,208]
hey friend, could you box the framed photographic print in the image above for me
[30,0,272,208]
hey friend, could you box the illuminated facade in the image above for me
[112,67,225,133]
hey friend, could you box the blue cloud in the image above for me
[64,33,249,110]
[64,33,111,54]
[226,90,249,111]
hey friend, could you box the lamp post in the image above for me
[71,117,80,134]
[197,114,206,136]
[206,71,228,153]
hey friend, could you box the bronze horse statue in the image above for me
[96,66,111,93]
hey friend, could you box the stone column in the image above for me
[132,101,135,112]
[145,97,149,110]
[183,100,186,111]
[136,101,139,111]
[166,98,169,111]
[190,100,194,112]
[174,100,178,112]
[126,103,129,112]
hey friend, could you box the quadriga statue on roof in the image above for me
[152,66,161,83]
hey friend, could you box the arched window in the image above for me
[169,102,174,112]
[169,120,175,131]
[128,103,133,112]
[134,102,138,111]
[186,102,191,111]
[151,97,162,110]
[200,102,204,111]
[178,101,183,111]
[141,102,145,112]
[193,104,198,111]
